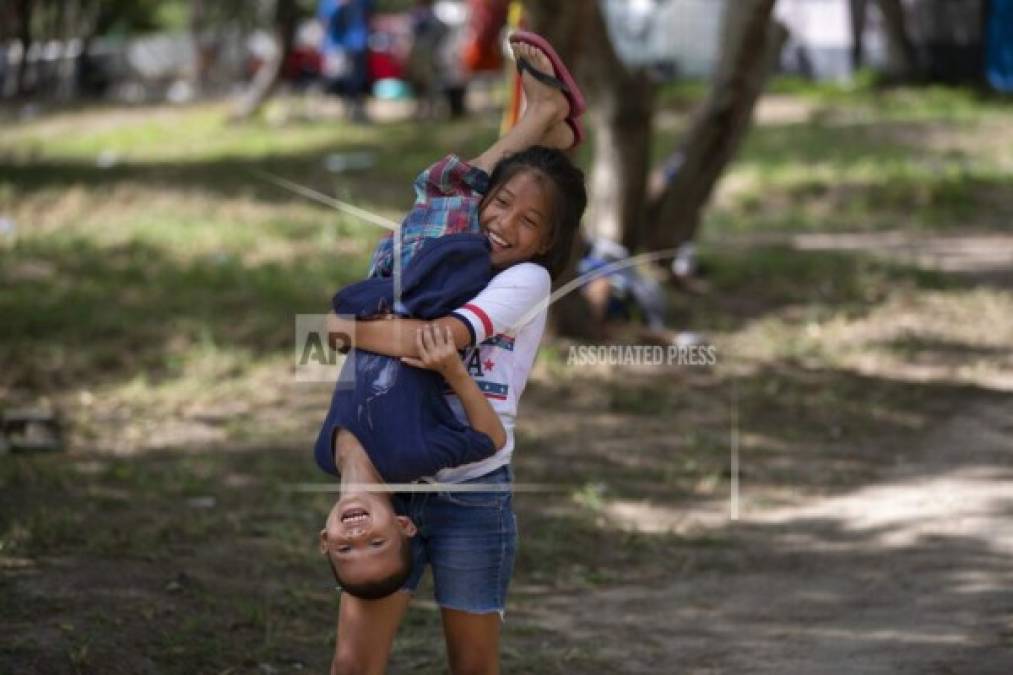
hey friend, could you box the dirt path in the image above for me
[509,229,1013,673]
[520,384,1012,674]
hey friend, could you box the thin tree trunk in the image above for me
[15,0,33,96]
[646,0,787,252]
[190,0,219,95]
[190,0,206,93]
[230,0,297,121]
[73,0,102,98]
[876,0,919,80]
[850,0,869,70]
[57,0,80,100]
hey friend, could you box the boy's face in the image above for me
[319,493,417,588]
[480,171,554,270]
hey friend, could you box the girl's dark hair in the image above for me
[483,146,587,280]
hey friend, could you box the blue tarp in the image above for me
[986,0,1013,92]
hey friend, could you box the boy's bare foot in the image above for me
[511,41,570,129]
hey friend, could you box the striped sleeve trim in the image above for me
[449,311,478,347]
[460,303,494,340]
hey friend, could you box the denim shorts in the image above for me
[398,465,517,616]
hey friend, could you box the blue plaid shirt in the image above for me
[367,154,490,278]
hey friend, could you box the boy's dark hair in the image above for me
[327,534,413,601]
[484,146,587,280]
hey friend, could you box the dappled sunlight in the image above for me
[793,231,1013,276]
[3,80,1012,672]
[720,282,1013,391]
[1,100,396,163]
[755,467,1013,551]
[2,183,380,265]
[601,497,729,535]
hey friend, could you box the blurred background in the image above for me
[2,1,1012,673]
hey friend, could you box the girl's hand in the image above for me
[401,323,465,379]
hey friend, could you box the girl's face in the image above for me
[479,170,554,269]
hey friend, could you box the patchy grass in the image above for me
[651,79,1013,235]
[2,88,1012,672]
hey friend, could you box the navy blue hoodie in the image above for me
[314,233,498,482]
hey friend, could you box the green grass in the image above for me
[650,77,1013,235]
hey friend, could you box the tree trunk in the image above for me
[15,0,33,96]
[73,0,103,98]
[190,0,207,93]
[516,2,602,338]
[876,0,919,80]
[850,0,869,70]
[230,0,297,121]
[521,0,585,66]
[646,0,787,252]
[582,8,655,251]
[56,0,80,100]
[527,1,655,250]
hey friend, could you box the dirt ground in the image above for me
[3,232,1012,674]
[506,233,1013,674]
[519,397,1013,674]
[3,90,1012,672]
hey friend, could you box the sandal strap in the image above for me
[515,57,571,96]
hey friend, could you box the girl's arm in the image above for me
[401,324,507,450]
[327,261,550,357]
[327,312,471,357]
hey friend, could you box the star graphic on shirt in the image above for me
[483,358,495,371]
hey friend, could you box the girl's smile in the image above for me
[480,171,554,269]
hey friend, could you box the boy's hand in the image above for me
[401,324,465,380]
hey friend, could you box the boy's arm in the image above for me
[401,324,507,450]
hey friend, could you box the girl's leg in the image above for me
[470,41,574,174]
[331,590,411,675]
[442,609,502,675]
[424,466,516,674]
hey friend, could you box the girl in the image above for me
[324,33,587,674]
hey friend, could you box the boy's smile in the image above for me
[339,501,371,529]
[321,492,417,588]
[329,494,391,546]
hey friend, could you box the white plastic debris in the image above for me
[324,151,376,173]
[96,150,120,168]
[0,216,15,238]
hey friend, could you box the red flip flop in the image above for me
[565,116,584,149]
[508,30,586,118]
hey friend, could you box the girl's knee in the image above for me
[332,648,381,675]
[448,656,499,675]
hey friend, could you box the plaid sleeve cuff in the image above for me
[425,154,490,198]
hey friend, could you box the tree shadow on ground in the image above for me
[1,361,1011,673]
[520,363,1010,506]
[0,236,365,391]
[518,514,1013,674]
[683,244,961,332]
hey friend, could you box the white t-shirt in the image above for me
[435,262,551,483]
